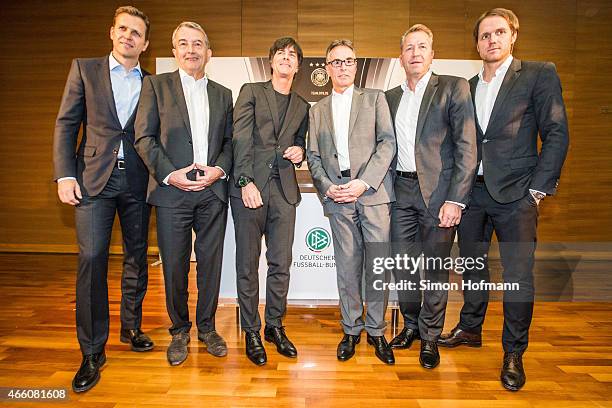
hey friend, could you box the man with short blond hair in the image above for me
[53,5,153,393]
[135,21,233,367]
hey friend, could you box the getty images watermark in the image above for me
[371,253,520,292]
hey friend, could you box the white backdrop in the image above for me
[156,57,482,301]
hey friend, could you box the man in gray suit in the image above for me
[135,21,233,366]
[438,9,569,391]
[307,39,396,365]
[384,24,477,369]
[231,37,309,366]
[53,6,154,393]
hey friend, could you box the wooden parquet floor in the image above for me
[0,253,610,407]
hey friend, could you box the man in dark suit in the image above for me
[438,8,569,391]
[384,24,477,369]
[134,21,233,366]
[307,39,396,365]
[231,37,309,366]
[53,6,154,393]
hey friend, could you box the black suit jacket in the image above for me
[53,56,150,198]
[134,71,233,207]
[469,58,569,203]
[230,81,309,205]
[386,74,477,216]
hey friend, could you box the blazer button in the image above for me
[482,138,489,143]
[276,145,281,150]
[112,149,118,154]
[188,141,193,145]
[334,153,338,158]
[268,163,273,168]
[337,175,341,179]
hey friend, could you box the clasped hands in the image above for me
[168,163,224,192]
[325,180,368,203]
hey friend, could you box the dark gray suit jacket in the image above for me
[307,87,396,210]
[134,71,233,207]
[386,74,477,216]
[231,81,309,205]
[53,56,150,198]
[469,58,569,203]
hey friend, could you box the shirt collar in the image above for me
[332,84,354,98]
[179,68,208,86]
[478,55,513,82]
[401,69,433,93]
[109,52,142,77]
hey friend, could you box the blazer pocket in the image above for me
[78,145,96,157]
[510,155,538,169]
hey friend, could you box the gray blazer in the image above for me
[134,70,233,207]
[231,81,309,205]
[386,74,477,216]
[307,87,396,210]
[468,58,569,203]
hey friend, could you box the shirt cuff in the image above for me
[358,179,370,190]
[445,200,466,209]
[529,189,546,197]
[163,173,171,185]
[215,166,227,180]
[57,177,76,183]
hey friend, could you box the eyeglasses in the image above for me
[325,58,357,68]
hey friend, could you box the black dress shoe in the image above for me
[72,352,106,393]
[389,327,420,349]
[438,326,481,348]
[120,328,154,352]
[419,340,440,369]
[264,326,297,358]
[337,334,360,361]
[501,351,526,391]
[245,331,267,366]
[366,334,395,365]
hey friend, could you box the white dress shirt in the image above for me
[331,85,353,172]
[179,68,210,166]
[395,70,432,172]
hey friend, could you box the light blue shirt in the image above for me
[109,52,143,159]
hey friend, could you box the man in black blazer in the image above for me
[231,37,309,366]
[135,22,233,366]
[53,6,154,393]
[438,8,569,391]
[384,24,477,369]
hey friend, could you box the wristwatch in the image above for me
[237,176,253,188]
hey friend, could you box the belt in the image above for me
[475,175,485,183]
[396,170,418,179]
[340,169,351,177]
[117,160,126,170]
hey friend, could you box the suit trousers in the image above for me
[457,180,538,353]
[75,166,150,355]
[156,188,227,336]
[326,177,391,336]
[231,177,295,332]
[391,176,455,341]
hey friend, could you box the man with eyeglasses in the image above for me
[135,21,233,366]
[384,24,477,370]
[438,8,568,391]
[307,39,396,365]
[231,37,309,366]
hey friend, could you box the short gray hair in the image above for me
[172,21,210,48]
[400,24,434,50]
[325,39,355,60]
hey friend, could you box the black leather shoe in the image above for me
[167,332,190,366]
[120,328,154,352]
[245,331,267,366]
[72,352,106,393]
[367,334,395,365]
[264,326,297,358]
[419,340,440,369]
[337,334,360,361]
[501,351,526,391]
[438,326,481,348]
[389,327,420,349]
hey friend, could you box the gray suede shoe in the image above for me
[167,332,190,366]
[198,330,228,357]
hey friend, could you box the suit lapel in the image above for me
[263,81,280,138]
[170,70,192,140]
[278,91,301,140]
[415,74,438,145]
[469,74,485,136]
[486,58,522,136]
[387,86,402,123]
[347,88,363,139]
[97,57,121,128]
[321,96,338,152]
[206,80,219,158]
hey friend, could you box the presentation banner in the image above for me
[156,56,482,301]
